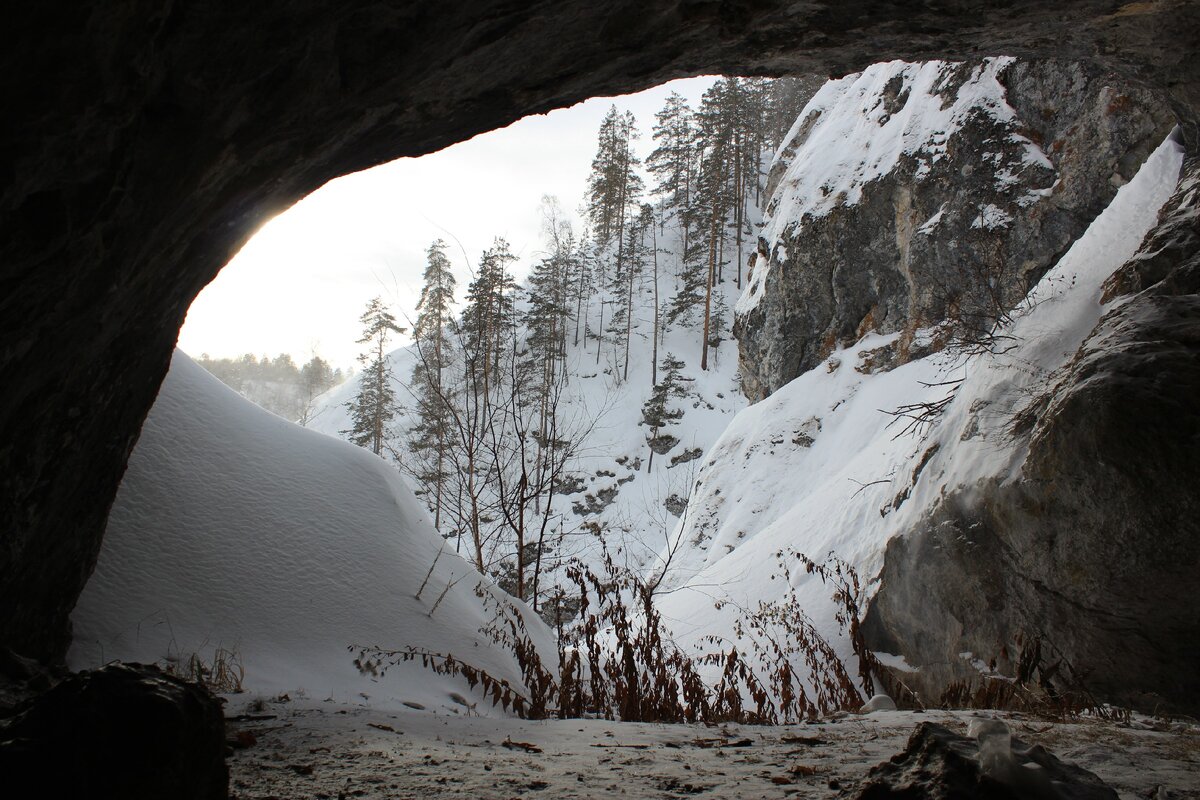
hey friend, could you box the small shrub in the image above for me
[353,549,880,724]
[163,645,245,694]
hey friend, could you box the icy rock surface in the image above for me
[736,58,1172,400]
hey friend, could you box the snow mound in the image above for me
[70,351,549,710]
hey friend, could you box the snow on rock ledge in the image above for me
[69,352,549,711]
[736,58,1173,401]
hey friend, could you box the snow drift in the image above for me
[69,351,550,710]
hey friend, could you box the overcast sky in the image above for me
[177,76,718,369]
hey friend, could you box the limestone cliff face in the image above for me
[863,157,1200,712]
[736,58,1173,401]
[729,59,1200,711]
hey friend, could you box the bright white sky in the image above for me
[178,76,718,369]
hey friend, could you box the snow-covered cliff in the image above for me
[662,58,1196,711]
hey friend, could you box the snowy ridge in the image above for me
[740,57,1051,315]
[70,352,552,710]
[659,133,1183,674]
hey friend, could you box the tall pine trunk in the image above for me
[701,203,718,371]
[651,218,660,388]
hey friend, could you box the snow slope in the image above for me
[658,132,1184,674]
[69,351,551,710]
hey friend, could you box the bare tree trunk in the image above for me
[651,217,660,388]
[623,229,635,383]
[596,301,604,365]
[729,145,739,292]
[701,205,718,372]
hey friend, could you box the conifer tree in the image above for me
[410,240,458,530]
[648,92,697,223]
[463,237,518,396]
[587,107,644,253]
[344,296,405,456]
[641,354,687,470]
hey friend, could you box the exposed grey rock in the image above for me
[669,447,704,468]
[854,721,1118,799]
[648,433,680,455]
[0,663,228,799]
[664,494,689,518]
[864,158,1200,714]
[738,58,1173,401]
[572,485,620,516]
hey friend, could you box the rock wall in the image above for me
[736,58,1173,400]
[863,156,1200,712]
[734,55,1199,711]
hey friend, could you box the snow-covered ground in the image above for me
[223,697,1200,799]
[69,352,551,710]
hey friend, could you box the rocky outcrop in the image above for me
[0,663,228,798]
[863,157,1200,713]
[856,721,1118,799]
[1,0,1198,668]
[737,58,1173,401]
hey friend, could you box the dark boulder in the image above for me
[855,721,1117,799]
[0,663,227,799]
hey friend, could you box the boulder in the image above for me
[0,663,227,799]
[855,721,1117,799]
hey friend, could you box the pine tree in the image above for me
[641,354,687,470]
[587,106,644,253]
[463,237,518,396]
[648,92,697,223]
[410,240,458,530]
[343,296,405,456]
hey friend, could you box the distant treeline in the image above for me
[195,353,346,424]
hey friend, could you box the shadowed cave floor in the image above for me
[224,699,1198,799]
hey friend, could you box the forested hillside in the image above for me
[312,77,820,616]
[195,352,346,423]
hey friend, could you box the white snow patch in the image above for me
[917,204,948,235]
[971,203,1013,230]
